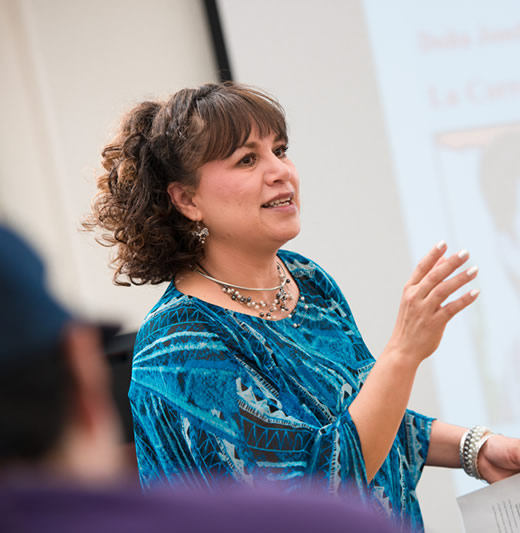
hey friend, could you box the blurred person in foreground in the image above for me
[0,224,398,533]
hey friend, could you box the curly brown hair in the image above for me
[84,82,288,286]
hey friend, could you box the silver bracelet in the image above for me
[460,425,493,480]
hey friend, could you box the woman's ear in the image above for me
[167,182,201,221]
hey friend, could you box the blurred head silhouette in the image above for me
[0,224,122,482]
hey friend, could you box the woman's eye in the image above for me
[238,153,256,167]
[274,145,288,158]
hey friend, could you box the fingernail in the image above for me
[436,240,447,250]
[458,249,469,259]
[470,289,480,298]
[466,265,479,276]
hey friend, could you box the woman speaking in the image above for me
[87,83,520,531]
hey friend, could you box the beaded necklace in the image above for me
[194,263,308,326]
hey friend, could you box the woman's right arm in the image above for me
[348,241,479,481]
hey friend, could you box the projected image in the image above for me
[363,0,520,454]
[435,125,520,425]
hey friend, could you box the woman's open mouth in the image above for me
[262,196,293,208]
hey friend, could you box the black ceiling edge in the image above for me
[203,0,234,82]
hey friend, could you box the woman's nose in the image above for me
[264,154,290,185]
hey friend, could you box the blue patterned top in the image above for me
[129,250,433,531]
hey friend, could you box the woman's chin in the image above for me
[271,224,301,247]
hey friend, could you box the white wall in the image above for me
[0,0,217,328]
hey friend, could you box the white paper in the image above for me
[457,473,520,532]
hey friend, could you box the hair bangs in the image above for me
[194,88,287,165]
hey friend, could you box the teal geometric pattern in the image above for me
[129,250,433,532]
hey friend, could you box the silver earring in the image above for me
[192,221,209,245]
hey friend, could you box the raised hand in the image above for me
[386,240,479,366]
[349,241,480,481]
